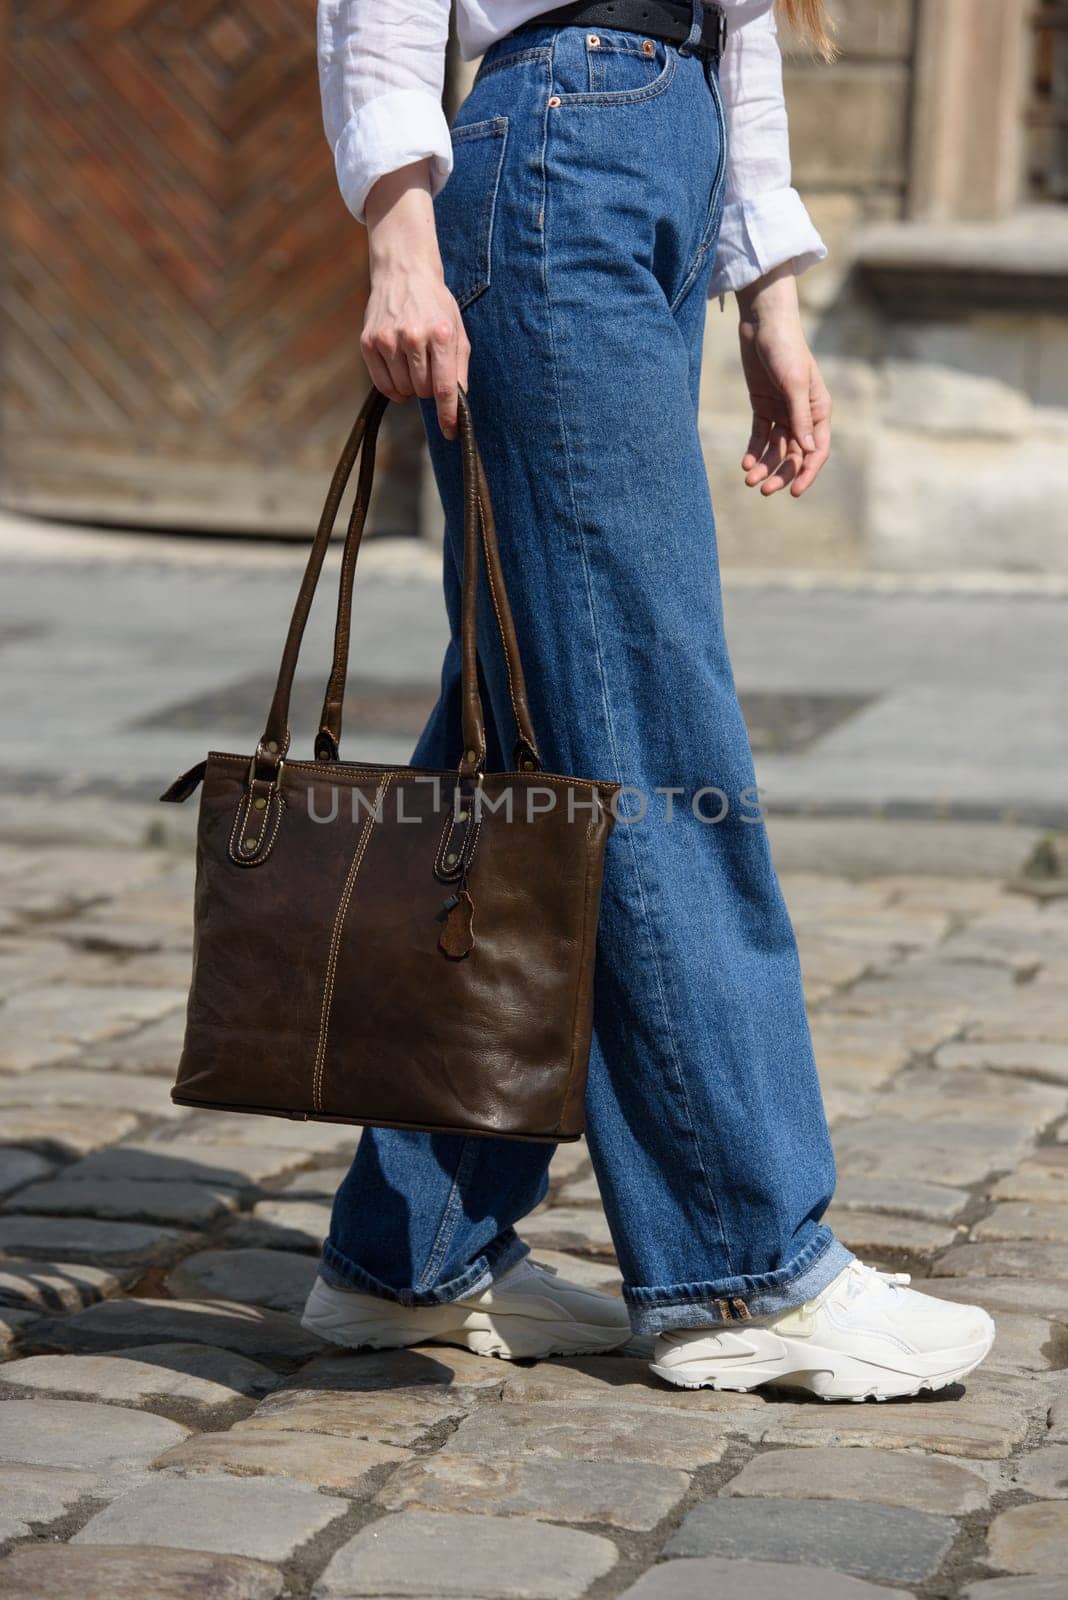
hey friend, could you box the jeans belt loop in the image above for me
[678,0,705,57]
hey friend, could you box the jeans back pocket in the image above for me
[435,116,509,311]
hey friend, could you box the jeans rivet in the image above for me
[548,95,561,107]
[587,33,600,46]
[642,38,655,56]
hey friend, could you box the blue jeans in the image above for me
[322,19,852,1334]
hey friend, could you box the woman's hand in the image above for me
[361,162,469,440]
[735,263,831,498]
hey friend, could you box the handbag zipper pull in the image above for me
[438,888,475,960]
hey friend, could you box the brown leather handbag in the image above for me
[160,386,619,1142]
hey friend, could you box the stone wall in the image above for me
[701,0,1068,574]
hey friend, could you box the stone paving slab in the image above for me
[72,1475,349,1561]
[0,1213,189,1266]
[664,1496,957,1584]
[1009,1442,1068,1498]
[760,1372,1043,1460]
[152,1427,409,1491]
[933,1241,1068,1281]
[31,1296,326,1363]
[0,1307,37,1355]
[831,1118,1035,1187]
[936,1039,1068,1084]
[0,1461,104,1542]
[0,1105,142,1156]
[167,1247,317,1316]
[312,1509,618,1598]
[151,1111,357,1159]
[222,1198,331,1252]
[0,1545,286,1600]
[517,1205,616,1255]
[963,1581,1068,1600]
[236,1387,470,1449]
[67,1139,313,1190]
[289,1345,510,1394]
[376,1449,691,1530]
[0,1342,277,1411]
[989,1149,1068,1204]
[0,1259,128,1313]
[3,1176,239,1227]
[0,985,185,1074]
[975,1202,1068,1242]
[0,1067,186,1119]
[500,1355,772,1427]
[0,1148,54,1198]
[446,1398,727,1468]
[721,1444,992,1512]
[0,1395,189,1473]
[984,1502,1068,1575]
[831,1176,972,1221]
[825,1206,961,1256]
[617,1558,912,1600]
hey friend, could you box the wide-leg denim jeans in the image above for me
[321,19,851,1334]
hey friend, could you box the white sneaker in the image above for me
[649,1260,996,1402]
[300,1255,632,1360]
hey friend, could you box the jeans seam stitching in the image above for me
[416,1137,478,1292]
[540,36,734,1275]
[668,62,729,316]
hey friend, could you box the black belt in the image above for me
[533,0,727,59]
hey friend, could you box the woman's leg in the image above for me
[321,23,847,1328]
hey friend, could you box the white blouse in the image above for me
[316,0,827,296]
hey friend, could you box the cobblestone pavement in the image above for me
[1,826,1067,1599]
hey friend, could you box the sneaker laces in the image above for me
[840,1259,912,1303]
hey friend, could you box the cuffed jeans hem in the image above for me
[318,1229,530,1308]
[622,1226,854,1335]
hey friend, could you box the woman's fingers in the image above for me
[743,414,772,475]
[790,413,831,496]
[428,319,462,439]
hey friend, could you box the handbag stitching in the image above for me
[312,774,392,1112]
[205,751,615,793]
[227,786,285,868]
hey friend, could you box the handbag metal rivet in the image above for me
[457,810,469,822]
[445,852,458,866]
[266,741,278,754]
[464,749,477,763]
[254,797,267,810]
[243,836,257,851]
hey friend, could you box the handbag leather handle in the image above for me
[315,389,540,773]
[257,384,541,780]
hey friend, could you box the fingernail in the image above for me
[803,433,816,451]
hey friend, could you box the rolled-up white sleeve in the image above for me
[709,0,827,296]
[317,1,454,224]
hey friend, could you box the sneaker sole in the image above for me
[301,1278,630,1362]
[649,1325,996,1403]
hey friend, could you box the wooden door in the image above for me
[0,0,421,533]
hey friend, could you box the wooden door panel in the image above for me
[1,0,420,533]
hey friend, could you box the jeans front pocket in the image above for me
[435,116,509,311]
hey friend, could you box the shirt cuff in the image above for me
[707,187,828,297]
[333,89,454,225]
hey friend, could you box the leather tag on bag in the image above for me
[438,890,475,959]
